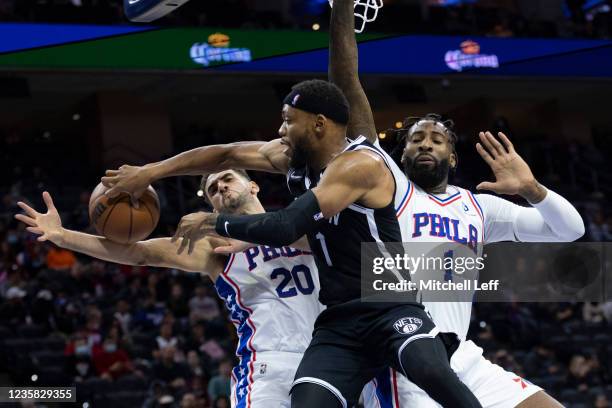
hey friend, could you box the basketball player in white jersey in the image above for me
[14,169,324,408]
[327,0,584,406]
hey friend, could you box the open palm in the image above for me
[475,131,536,196]
[14,192,63,242]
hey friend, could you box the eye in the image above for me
[208,183,217,195]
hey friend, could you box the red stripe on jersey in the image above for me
[392,369,400,408]
[428,195,461,207]
[397,184,414,218]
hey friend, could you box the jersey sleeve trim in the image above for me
[396,181,413,218]
[466,190,485,242]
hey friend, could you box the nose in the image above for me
[417,138,433,151]
[218,181,229,192]
[278,122,286,137]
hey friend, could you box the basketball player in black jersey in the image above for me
[159,80,481,408]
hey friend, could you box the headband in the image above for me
[283,89,349,125]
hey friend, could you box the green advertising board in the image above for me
[0,25,385,71]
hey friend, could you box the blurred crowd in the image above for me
[0,0,610,39]
[0,123,611,407]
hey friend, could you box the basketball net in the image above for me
[329,0,383,33]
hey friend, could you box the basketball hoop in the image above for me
[124,0,193,23]
[329,0,383,33]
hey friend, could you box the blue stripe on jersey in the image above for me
[429,190,461,203]
[374,370,394,408]
[215,269,254,408]
[468,191,485,219]
[395,182,410,213]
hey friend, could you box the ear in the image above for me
[250,181,260,195]
[314,114,327,135]
[400,146,408,164]
[450,151,457,170]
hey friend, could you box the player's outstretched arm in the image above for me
[329,0,377,142]
[475,131,584,242]
[173,151,392,249]
[101,139,289,199]
[14,192,223,275]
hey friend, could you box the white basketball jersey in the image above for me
[214,245,324,399]
[397,182,485,340]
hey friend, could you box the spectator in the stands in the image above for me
[153,346,192,392]
[180,392,199,408]
[207,358,231,402]
[112,297,132,336]
[167,282,190,319]
[186,350,205,378]
[595,394,610,408]
[189,285,221,324]
[117,275,146,306]
[212,395,230,408]
[30,288,54,328]
[154,321,179,354]
[523,343,562,378]
[91,328,136,380]
[60,260,94,297]
[567,353,605,391]
[46,244,76,271]
[64,334,95,382]
[583,302,606,324]
[0,286,28,328]
[586,208,612,241]
[82,305,103,344]
[133,294,166,331]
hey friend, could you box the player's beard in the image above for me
[289,142,309,169]
[220,190,250,214]
[403,156,450,190]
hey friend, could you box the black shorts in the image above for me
[292,300,439,407]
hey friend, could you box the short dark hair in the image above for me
[286,79,350,124]
[200,169,251,200]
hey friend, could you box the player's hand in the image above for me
[172,212,219,255]
[14,192,64,243]
[213,238,254,254]
[101,164,152,203]
[475,131,546,202]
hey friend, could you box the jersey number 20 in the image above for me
[271,265,315,298]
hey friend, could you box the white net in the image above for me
[329,0,383,33]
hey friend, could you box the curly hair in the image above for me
[387,113,459,173]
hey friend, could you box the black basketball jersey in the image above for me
[287,136,415,306]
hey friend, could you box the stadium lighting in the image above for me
[312,23,321,31]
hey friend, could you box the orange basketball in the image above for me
[88,183,160,244]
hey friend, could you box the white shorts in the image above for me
[231,351,302,408]
[362,340,542,408]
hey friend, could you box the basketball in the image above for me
[88,183,160,244]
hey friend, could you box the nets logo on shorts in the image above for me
[393,317,423,335]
